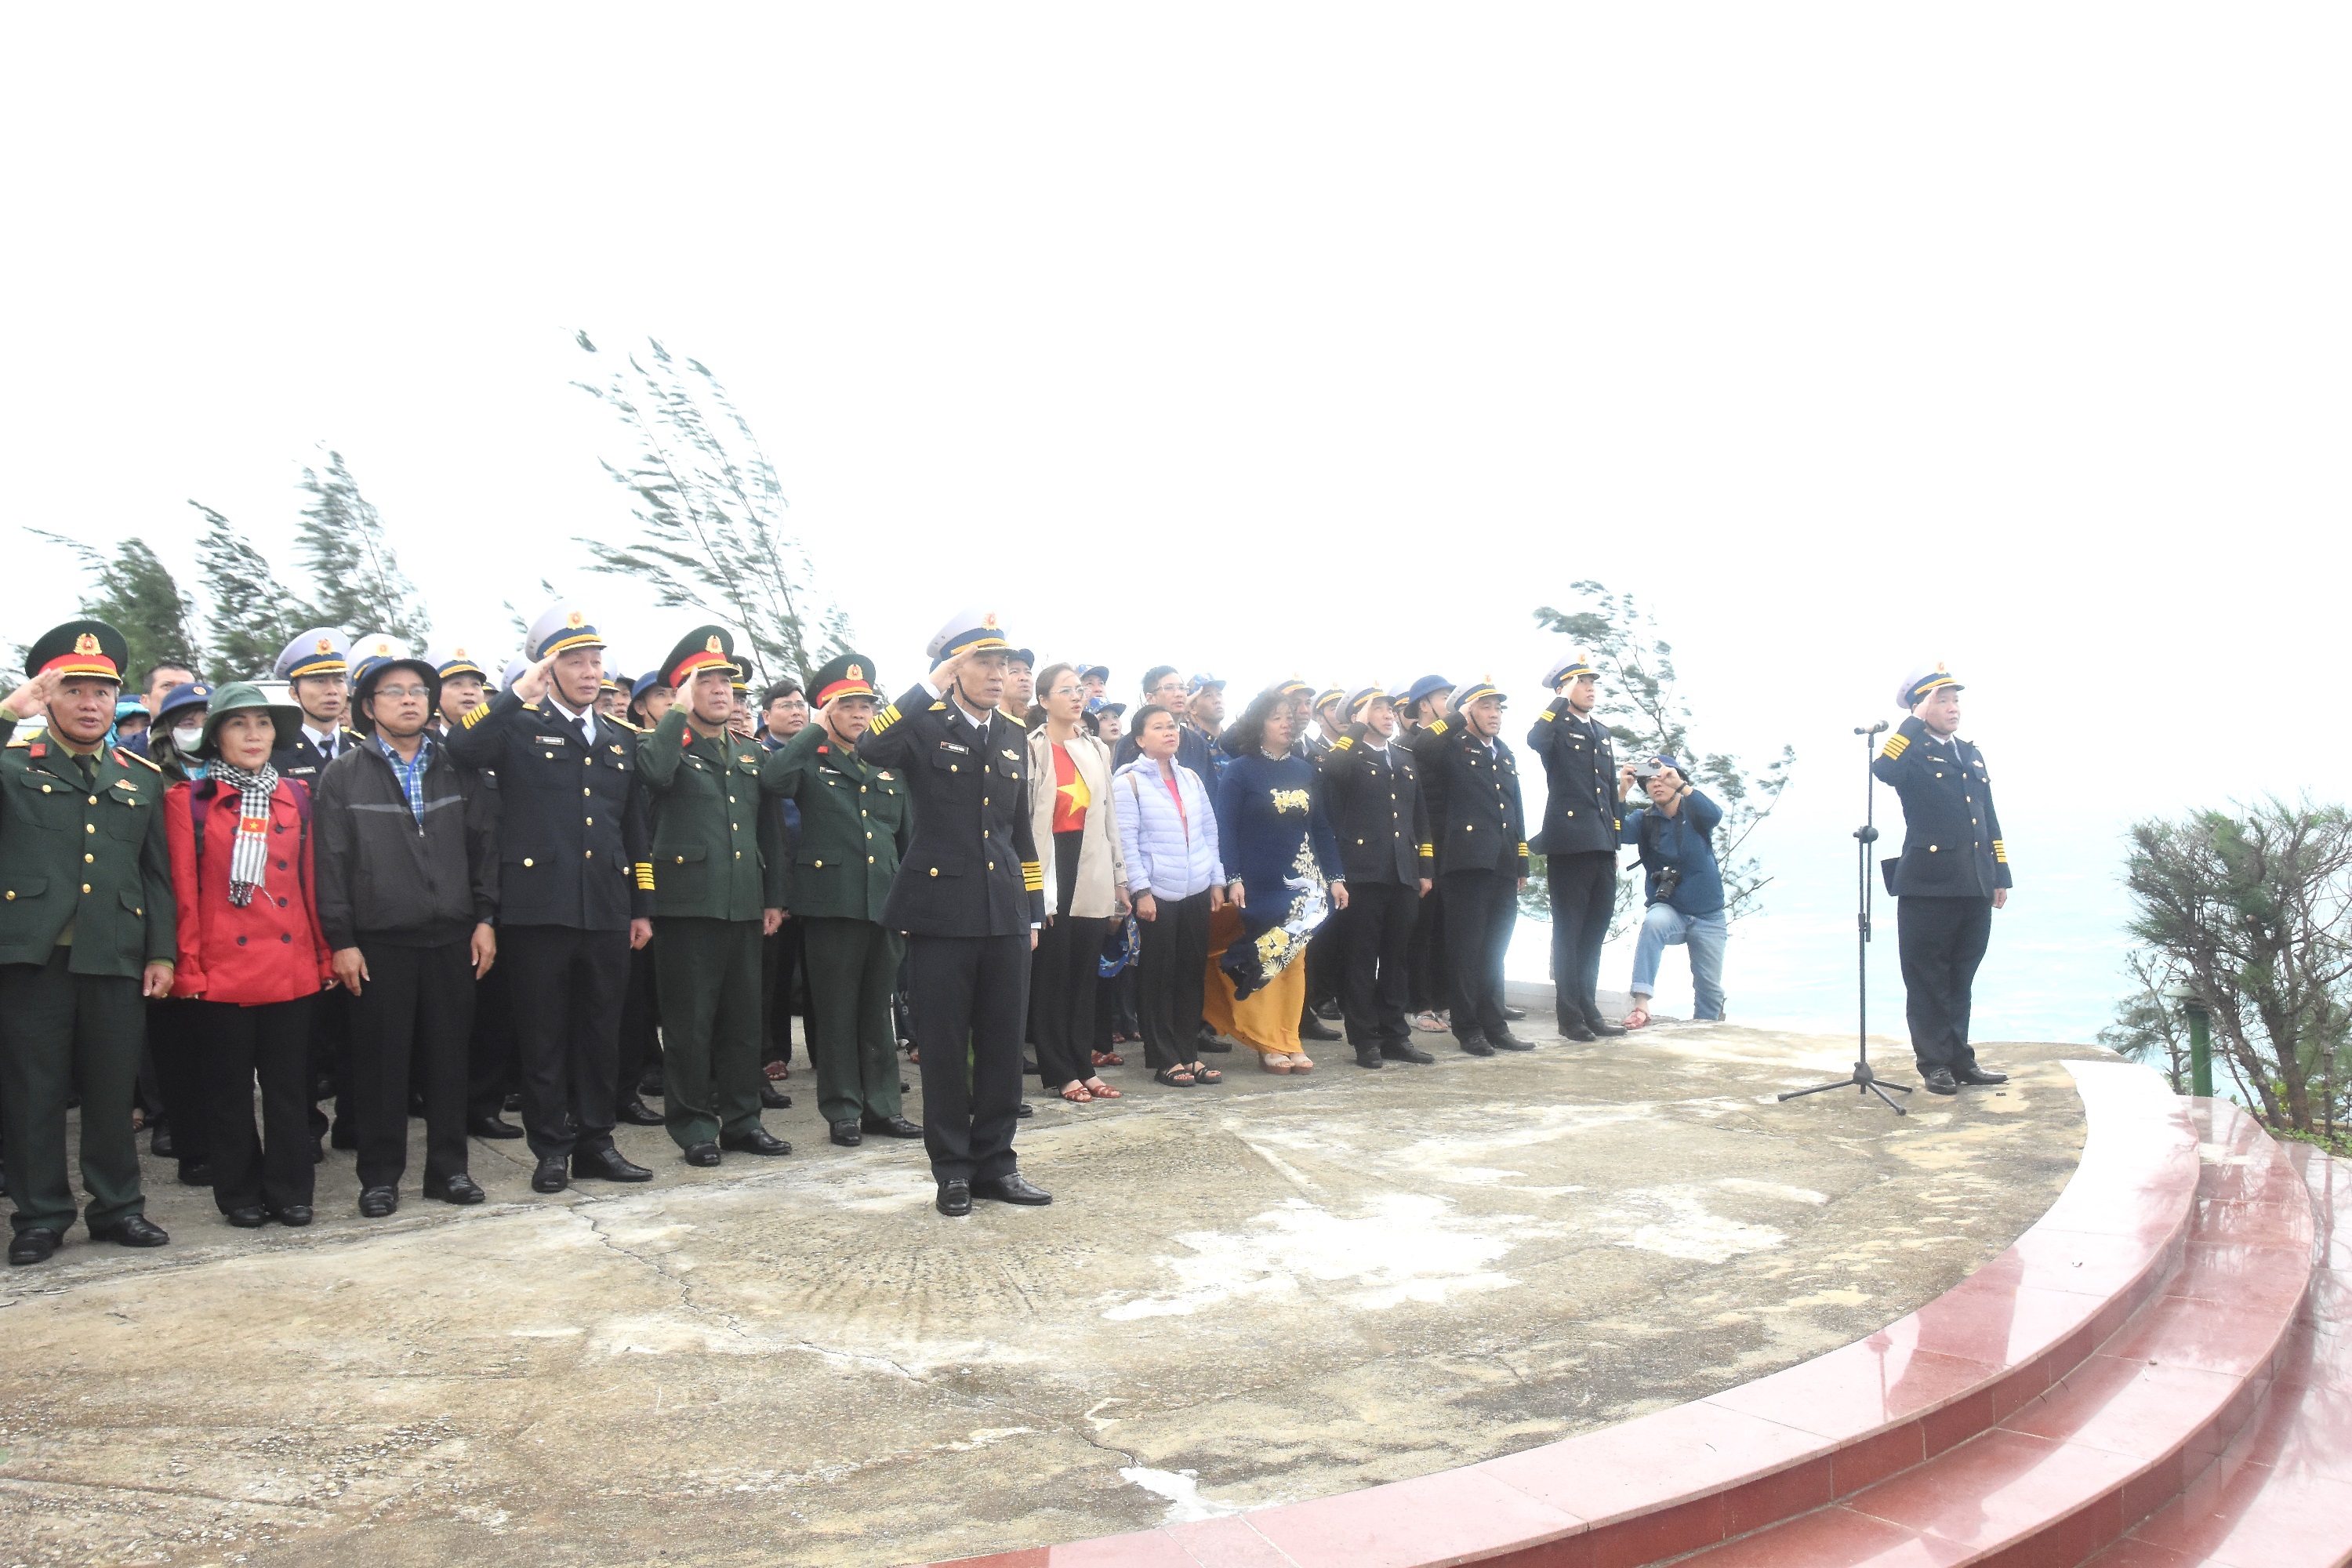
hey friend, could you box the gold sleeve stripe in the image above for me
[1428,719,1449,735]
[459,702,492,729]
[869,703,901,734]
[1879,734,1909,759]
[1518,842,1531,857]
[1332,736,1352,750]
[1537,710,1555,721]
[1992,840,2008,862]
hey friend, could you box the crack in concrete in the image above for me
[572,1205,753,1342]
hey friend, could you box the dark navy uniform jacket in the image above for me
[1871,715,2011,898]
[442,690,653,929]
[1525,698,1620,855]
[1319,726,1433,886]
[270,726,362,790]
[1413,718,1530,877]
[858,684,1047,938]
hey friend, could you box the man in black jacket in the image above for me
[1415,678,1531,1056]
[858,607,1050,1218]
[315,644,499,1217]
[445,606,655,1193]
[1873,665,2012,1095]
[1321,688,1435,1069]
[272,628,364,1152]
[1526,652,1629,1042]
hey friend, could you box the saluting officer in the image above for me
[1398,673,1456,1033]
[759,652,920,1147]
[635,626,789,1167]
[857,607,1051,1218]
[1320,688,1436,1069]
[1526,652,1629,1042]
[1874,664,2012,1095]
[1417,677,1532,1055]
[0,622,176,1265]
[444,606,656,1192]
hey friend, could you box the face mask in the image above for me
[173,724,205,753]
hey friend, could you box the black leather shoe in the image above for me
[1457,1034,1495,1057]
[532,1155,570,1193]
[1490,1032,1536,1052]
[329,1120,358,1151]
[1298,1013,1341,1043]
[151,1124,177,1159]
[179,1161,214,1186]
[1381,1041,1436,1065]
[1195,1030,1232,1054]
[615,1095,664,1127]
[720,1127,792,1156]
[1502,1004,1527,1022]
[1922,1067,1960,1095]
[224,1206,268,1229]
[936,1180,972,1217]
[358,1186,399,1218]
[8,1227,62,1265]
[1022,1054,1040,1074]
[574,1147,652,1182]
[502,1091,521,1112]
[93,1214,170,1247]
[270,1204,314,1228]
[1315,1000,1344,1022]
[1014,1101,1034,1118]
[469,1115,524,1140]
[1556,1018,1598,1043]
[637,1067,665,1098]
[683,1142,722,1167]
[760,1083,793,1110]
[312,1138,325,1165]
[830,1120,863,1147]
[1955,1064,2009,1086]
[1353,1048,1385,1070]
[971,1172,1052,1207]
[1586,1015,1628,1038]
[860,1115,924,1139]
[426,1173,486,1205]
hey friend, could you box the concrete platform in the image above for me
[0,1018,2095,1567]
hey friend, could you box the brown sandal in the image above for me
[1092,1049,1125,1068]
[1083,1078,1121,1099]
[1059,1083,1094,1104]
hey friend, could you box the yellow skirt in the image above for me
[1203,903,1305,1055]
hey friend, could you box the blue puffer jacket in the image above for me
[1112,757,1226,900]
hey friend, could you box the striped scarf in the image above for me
[211,761,278,907]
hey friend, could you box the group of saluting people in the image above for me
[1,598,2014,1254]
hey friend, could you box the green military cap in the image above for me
[26,619,129,684]
[809,653,880,706]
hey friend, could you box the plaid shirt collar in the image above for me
[372,731,436,823]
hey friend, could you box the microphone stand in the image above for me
[1779,723,1914,1114]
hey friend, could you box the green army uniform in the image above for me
[1,621,176,1249]
[759,654,913,1132]
[635,628,787,1156]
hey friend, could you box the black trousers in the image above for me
[307,982,354,1138]
[147,995,213,1174]
[760,920,804,1066]
[1897,895,1993,1073]
[1408,881,1453,1015]
[350,937,476,1192]
[1135,891,1211,1071]
[619,938,661,1103]
[504,924,631,1160]
[1303,907,1347,1018]
[1440,867,1518,1040]
[467,953,517,1123]
[907,931,1029,1185]
[1097,964,1138,1047]
[195,994,316,1214]
[1548,850,1617,1028]
[0,951,145,1236]
[1032,914,1109,1089]
[1341,879,1418,1048]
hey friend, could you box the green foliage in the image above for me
[31,531,204,683]
[293,450,432,644]
[572,332,851,686]
[1529,583,1795,930]
[2098,949,2193,1093]
[2120,797,2352,1134]
[191,501,303,682]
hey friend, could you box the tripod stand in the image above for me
[1779,722,1914,1114]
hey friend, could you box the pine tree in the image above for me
[191,501,303,681]
[572,332,851,686]
[31,531,205,684]
[292,450,431,644]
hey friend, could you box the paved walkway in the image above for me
[0,1023,2096,1566]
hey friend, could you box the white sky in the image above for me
[5,6,2347,1031]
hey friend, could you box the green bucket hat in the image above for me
[196,681,303,760]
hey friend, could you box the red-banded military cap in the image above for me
[810,652,880,706]
[663,625,736,688]
[28,619,128,683]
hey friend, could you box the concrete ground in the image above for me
[0,1001,2101,1568]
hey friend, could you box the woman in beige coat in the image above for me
[1026,663,1131,1103]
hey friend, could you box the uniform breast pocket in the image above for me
[654,844,709,900]
[9,773,76,830]
[102,797,151,842]
[931,747,971,777]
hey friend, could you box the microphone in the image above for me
[1854,720,1890,735]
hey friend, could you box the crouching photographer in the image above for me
[1617,755,1726,1028]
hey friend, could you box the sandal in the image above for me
[1058,1083,1094,1104]
[1083,1078,1122,1099]
[1624,1004,1652,1029]
[1259,1054,1294,1074]
[1412,1011,1446,1033]
[1092,1049,1126,1068]
[1292,1056,1316,1074]
[1187,1062,1222,1085]
[1154,1065,1197,1087]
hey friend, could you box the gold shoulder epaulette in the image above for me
[5,736,30,749]
[1332,735,1353,751]
[115,746,162,772]
[341,726,363,739]
[459,702,493,730]
[608,716,642,734]
[929,701,947,711]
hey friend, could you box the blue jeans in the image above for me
[1630,903,1726,1020]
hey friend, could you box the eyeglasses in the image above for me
[372,685,431,700]
[1048,684,1083,699]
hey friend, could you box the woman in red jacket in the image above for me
[165,682,335,1229]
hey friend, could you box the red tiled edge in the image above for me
[917,1061,2201,1568]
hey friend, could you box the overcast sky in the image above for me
[7,8,2344,1029]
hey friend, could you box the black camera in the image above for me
[1652,863,1683,902]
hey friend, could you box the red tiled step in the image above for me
[2083,1144,2352,1568]
[1676,1095,2313,1568]
[920,1061,2205,1568]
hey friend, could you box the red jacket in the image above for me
[165,778,334,1004]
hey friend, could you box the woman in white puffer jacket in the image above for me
[1111,703,1229,1087]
